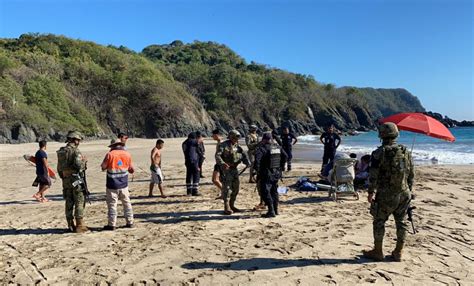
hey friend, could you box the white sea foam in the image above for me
[297,134,474,165]
[337,145,474,165]
[298,135,321,145]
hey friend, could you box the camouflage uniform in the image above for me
[57,131,88,233]
[246,127,259,182]
[215,130,249,214]
[364,123,414,261]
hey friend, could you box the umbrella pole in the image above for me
[411,133,417,153]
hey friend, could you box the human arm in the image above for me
[100,154,108,171]
[292,134,298,145]
[73,149,87,171]
[239,146,250,166]
[280,147,289,163]
[151,148,158,165]
[319,133,325,145]
[335,134,341,148]
[367,149,381,202]
[41,154,49,169]
[129,157,135,174]
[215,141,230,169]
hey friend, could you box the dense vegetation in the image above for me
[0,34,425,143]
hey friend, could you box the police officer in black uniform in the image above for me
[280,127,298,171]
[182,132,201,196]
[254,132,288,218]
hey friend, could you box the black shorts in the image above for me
[213,164,221,173]
[33,175,51,187]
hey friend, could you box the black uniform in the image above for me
[320,132,341,165]
[280,132,297,171]
[254,142,288,217]
[197,141,205,177]
[182,138,200,196]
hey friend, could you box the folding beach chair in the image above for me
[328,156,359,201]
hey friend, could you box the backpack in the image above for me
[56,145,73,176]
[380,144,410,192]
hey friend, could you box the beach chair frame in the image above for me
[328,158,359,201]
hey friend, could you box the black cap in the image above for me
[262,132,272,141]
[118,132,128,138]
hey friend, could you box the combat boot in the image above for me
[262,202,276,218]
[224,201,233,215]
[67,218,76,232]
[273,202,279,215]
[362,241,384,261]
[229,198,243,213]
[74,218,89,233]
[391,241,404,262]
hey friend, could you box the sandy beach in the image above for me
[0,138,472,285]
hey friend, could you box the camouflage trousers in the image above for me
[370,190,411,245]
[62,177,85,220]
[221,168,240,203]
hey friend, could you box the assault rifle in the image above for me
[407,192,417,234]
[407,205,417,234]
[72,163,91,205]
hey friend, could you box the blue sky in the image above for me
[0,0,472,120]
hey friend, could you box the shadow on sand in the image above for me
[0,228,69,235]
[182,257,377,271]
[135,209,255,224]
[282,196,331,205]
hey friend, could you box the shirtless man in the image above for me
[149,139,166,198]
[211,129,223,199]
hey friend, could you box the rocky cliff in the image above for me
[0,34,429,143]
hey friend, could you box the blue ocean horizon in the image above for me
[296,127,474,165]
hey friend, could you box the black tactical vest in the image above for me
[270,144,282,169]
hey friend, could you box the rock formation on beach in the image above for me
[0,34,427,143]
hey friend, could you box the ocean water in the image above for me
[297,127,474,165]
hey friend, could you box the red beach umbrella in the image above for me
[380,113,455,142]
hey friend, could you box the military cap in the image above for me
[228,129,241,139]
[378,122,399,139]
[249,125,258,131]
[66,131,83,141]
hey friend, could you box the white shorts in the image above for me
[150,167,163,184]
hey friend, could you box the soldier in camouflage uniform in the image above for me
[57,131,89,233]
[215,130,250,215]
[246,125,259,183]
[363,122,414,261]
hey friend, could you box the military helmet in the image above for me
[249,125,258,131]
[378,122,399,139]
[66,131,83,141]
[228,129,241,139]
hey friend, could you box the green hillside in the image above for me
[0,34,425,143]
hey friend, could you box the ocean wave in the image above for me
[297,135,320,145]
[338,145,474,165]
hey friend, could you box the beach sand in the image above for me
[0,138,472,285]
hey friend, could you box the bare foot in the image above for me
[253,204,266,211]
[41,197,49,202]
[148,193,154,197]
[32,193,42,202]
[160,194,167,198]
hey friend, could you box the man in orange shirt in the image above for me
[101,139,135,230]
